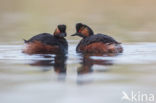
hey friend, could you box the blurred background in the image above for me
[0,0,156,42]
[0,0,156,103]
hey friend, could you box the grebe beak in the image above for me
[71,33,79,36]
[71,33,85,38]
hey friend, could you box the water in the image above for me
[0,41,156,103]
[0,0,156,103]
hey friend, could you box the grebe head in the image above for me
[71,23,94,38]
[54,24,66,38]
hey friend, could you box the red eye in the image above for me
[78,29,81,32]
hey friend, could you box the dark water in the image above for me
[0,0,156,103]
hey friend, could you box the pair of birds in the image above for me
[23,23,123,55]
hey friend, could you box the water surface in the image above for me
[0,41,156,103]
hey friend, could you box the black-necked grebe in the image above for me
[71,23,123,54]
[23,25,68,54]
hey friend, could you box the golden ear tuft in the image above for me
[80,27,89,37]
[54,28,60,35]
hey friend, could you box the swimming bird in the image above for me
[23,24,68,54]
[71,23,123,54]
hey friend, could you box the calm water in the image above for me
[0,0,156,103]
[0,42,156,103]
